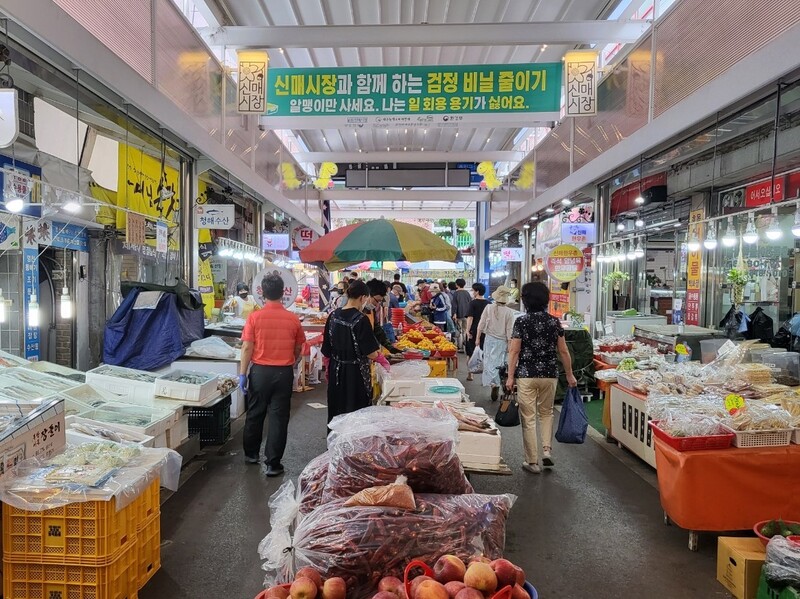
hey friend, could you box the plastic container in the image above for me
[188,395,232,446]
[700,338,728,364]
[763,352,800,386]
[134,478,161,529]
[4,537,138,599]
[155,370,219,402]
[722,424,794,448]
[649,421,735,451]
[753,520,800,546]
[136,511,161,590]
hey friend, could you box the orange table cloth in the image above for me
[654,439,800,531]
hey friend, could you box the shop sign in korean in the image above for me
[292,226,319,251]
[252,263,298,309]
[262,233,291,251]
[545,244,585,282]
[195,204,235,230]
[564,51,598,117]
[156,222,168,254]
[500,247,524,262]
[561,222,596,244]
[237,50,268,114]
[126,212,146,245]
[264,63,563,128]
[685,209,704,326]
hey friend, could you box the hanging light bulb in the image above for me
[765,206,783,241]
[63,193,81,213]
[703,222,718,250]
[596,251,605,264]
[616,221,625,232]
[791,206,800,237]
[0,288,6,324]
[743,213,759,244]
[626,241,636,260]
[28,294,39,328]
[634,195,645,205]
[687,233,701,252]
[635,216,644,228]
[5,197,23,213]
[60,287,73,319]
[722,216,738,247]
[634,239,645,258]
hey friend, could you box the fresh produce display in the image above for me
[402,556,528,599]
[263,567,347,599]
[298,451,330,516]
[323,408,472,501]
[617,358,637,372]
[281,493,515,598]
[50,441,141,469]
[396,332,456,354]
[759,519,800,539]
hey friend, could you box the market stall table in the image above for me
[654,439,800,550]
[203,323,243,338]
[608,383,654,466]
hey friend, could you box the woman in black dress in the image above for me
[322,280,388,423]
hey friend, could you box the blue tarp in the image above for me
[103,287,204,371]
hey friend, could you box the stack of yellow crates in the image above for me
[2,477,161,598]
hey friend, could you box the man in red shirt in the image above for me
[239,274,305,477]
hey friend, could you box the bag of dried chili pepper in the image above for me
[323,406,472,501]
[298,451,330,516]
[261,493,516,598]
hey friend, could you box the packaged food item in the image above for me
[344,475,416,510]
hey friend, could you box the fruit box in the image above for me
[717,537,766,599]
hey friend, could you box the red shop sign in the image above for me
[745,176,785,207]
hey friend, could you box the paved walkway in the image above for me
[141,369,731,599]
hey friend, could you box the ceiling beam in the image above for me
[199,21,651,48]
[332,209,476,219]
[293,151,523,163]
[286,189,532,202]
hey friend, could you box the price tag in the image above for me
[675,343,688,355]
[725,393,746,415]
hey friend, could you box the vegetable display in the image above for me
[298,451,330,516]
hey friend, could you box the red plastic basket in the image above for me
[649,421,735,451]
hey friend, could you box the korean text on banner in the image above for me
[685,209,704,326]
[546,244,586,283]
[156,222,168,254]
[564,51,598,117]
[500,247,524,262]
[195,204,235,230]
[197,228,215,318]
[126,212,146,245]
[265,63,563,128]
[238,50,268,114]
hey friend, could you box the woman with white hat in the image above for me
[429,283,449,329]
[476,285,517,401]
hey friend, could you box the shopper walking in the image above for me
[239,274,305,477]
[506,282,577,474]
[465,282,490,381]
[393,273,408,295]
[430,283,449,329]
[476,286,516,401]
[452,278,472,352]
[322,280,389,423]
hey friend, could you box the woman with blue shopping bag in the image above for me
[506,282,578,474]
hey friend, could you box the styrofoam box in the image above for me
[457,424,502,466]
[65,415,155,447]
[0,398,66,481]
[156,370,219,402]
[152,431,168,448]
[383,378,464,398]
[76,402,175,439]
[166,414,190,449]
[86,365,157,403]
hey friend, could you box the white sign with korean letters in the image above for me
[500,247,524,262]
[564,51,598,117]
[195,204,235,230]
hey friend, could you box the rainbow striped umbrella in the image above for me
[300,220,460,271]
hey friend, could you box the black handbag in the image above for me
[494,389,520,427]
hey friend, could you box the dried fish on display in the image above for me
[91,365,158,383]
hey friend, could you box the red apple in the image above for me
[444,582,466,599]
[296,568,324,589]
[434,555,467,584]
[374,592,400,599]
[468,556,491,565]
[463,563,497,595]
[266,587,291,599]
[490,559,517,589]
[454,588,483,599]
[415,580,449,599]
[410,576,434,599]
[511,585,528,599]
[322,578,347,599]
[291,578,319,599]
[379,577,405,599]
[514,566,526,587]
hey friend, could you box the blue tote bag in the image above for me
[555,386,588,444]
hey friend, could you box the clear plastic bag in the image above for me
[765,535,800,587]
[188,336,236,359]
[468,347,483,373]
[298,451,330,516]
[258,481,299,585]
[385,360,431,380]
[723,401,793,431]
[262,493,516,598]
[324,407,471,501]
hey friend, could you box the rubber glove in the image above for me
[388,345,402,355]
[238,373,248,392]
[374,354,391,371]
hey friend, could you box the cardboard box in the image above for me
[0,398,66,481]
[717,537,766,599]
[457,424,502,465]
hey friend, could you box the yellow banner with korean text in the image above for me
[686,209,704,326]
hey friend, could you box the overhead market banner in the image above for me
[545,244,585,283]
[264,63,563,128]
[564,50,598,117]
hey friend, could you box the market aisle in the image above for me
[140,371,731,599]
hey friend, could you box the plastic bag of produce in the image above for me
[468,347,483,373]
[765,535,800,587]
[324,407,472,501]
[261,493,516,597]
[298,451,330,516]
[344,475,416,510]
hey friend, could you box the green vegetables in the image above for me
[617,358,638,372]
[760,519,800,539]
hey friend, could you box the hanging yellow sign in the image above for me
[196,179,215,318]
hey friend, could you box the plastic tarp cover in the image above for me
[0,441,182,512]
[104,287,196,370]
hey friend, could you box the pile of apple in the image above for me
[380,556,527,599]
[264,568,347,599]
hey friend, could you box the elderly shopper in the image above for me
[476,285,517,401]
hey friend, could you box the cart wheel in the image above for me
[663,512,671,526]
[688,531,699,552]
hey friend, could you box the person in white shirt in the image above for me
[477,286,517,401]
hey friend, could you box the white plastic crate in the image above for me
[166,414,190,449]
[155,370,218,402]
[86,365,157,402]
[792,428,800,444]
[615,374,639,392]
[76,402,175,439]
[721,424,793,448]
[65,415,155,447]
